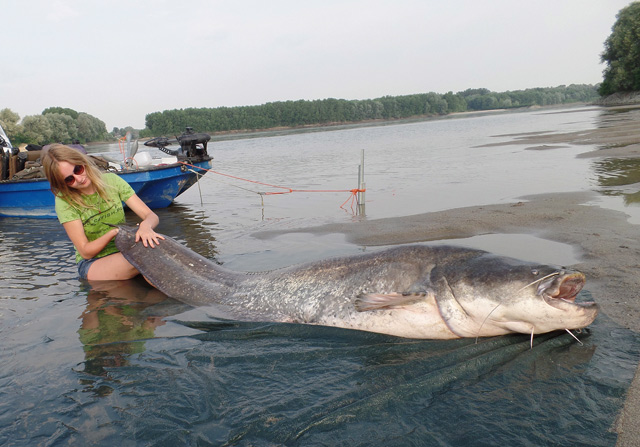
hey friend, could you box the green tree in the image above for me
[45,113,79,143]
[77,112,108,142]
[600,2,640,96]
[443,92,467,113]
[42,107,79,120]
[21,115,53,145]
[0,108,21,137]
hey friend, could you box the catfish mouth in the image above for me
[537,271,595,310]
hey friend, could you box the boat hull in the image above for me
[0,159,212,219]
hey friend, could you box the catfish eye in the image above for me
[531,269,539,276]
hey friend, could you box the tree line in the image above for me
[0,107,109,146]
[143,84,599,136]
[0,84,604,145]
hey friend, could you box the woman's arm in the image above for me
[63,219,119,260]
[125,194,165,247]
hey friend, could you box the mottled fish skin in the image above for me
[114,226,598,339]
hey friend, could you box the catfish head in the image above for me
[430,255,599,338]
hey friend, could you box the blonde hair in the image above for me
[42,144,112,210]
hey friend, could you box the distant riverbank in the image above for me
[89,102,612,148]
[162,104,590,143]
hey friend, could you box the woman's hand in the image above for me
[135,221,165,248]
[125,193,165,248]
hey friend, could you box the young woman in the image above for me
[42,144,164,281]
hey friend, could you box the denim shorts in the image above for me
[77,257,99,280]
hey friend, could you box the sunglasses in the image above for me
[64,165,85,186]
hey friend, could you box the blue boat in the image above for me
[0,125,212,218]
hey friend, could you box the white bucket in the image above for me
[133,151,153,167]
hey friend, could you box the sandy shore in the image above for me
[260,104,640,446]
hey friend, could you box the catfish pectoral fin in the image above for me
[355,291,432,312]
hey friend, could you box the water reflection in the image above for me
[594,158,640,187]
[595,105,640,130]
[77,277,173,396]
[593,157,640,205]
[141,204,222,261]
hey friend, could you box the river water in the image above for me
[1,106,639,446]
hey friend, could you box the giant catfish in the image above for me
[113,225,598,339]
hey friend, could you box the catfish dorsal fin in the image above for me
[355,291,431,312]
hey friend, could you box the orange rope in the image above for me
[118,136,126,155]
[339,189,363,213]
[180,161,366,210]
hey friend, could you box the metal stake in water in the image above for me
[357,149,366,215]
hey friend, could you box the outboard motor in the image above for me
[144,127,211,161]
[177,127,210,159]
[144,137,179,156]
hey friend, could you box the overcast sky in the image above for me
[2,0,634,130]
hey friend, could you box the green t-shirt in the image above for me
[55,173,135,263]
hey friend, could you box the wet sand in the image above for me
[259,104,640,446]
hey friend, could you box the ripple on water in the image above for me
[0,220,75,299]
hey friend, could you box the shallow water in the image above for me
[2,106,640,446]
